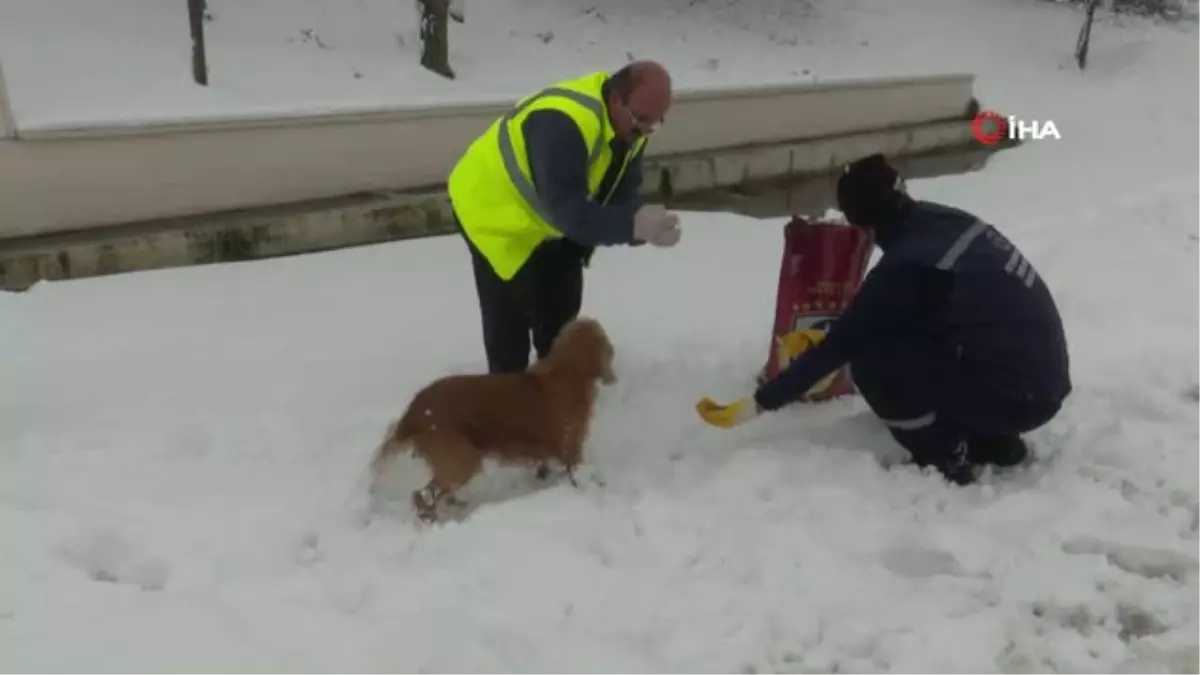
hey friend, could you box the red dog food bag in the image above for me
[757,215,875,401]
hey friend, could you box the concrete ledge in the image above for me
[645,117,977,197]
[0,191,454,290]
[0,116,1018,291]
[667,144,1006,219]
[0,71,977,239]
[14,72,976,138]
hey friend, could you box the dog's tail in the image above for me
[364,410,420,515]
[369,406,420,478]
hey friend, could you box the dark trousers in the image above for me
[850,334,1061,469]
[461,226,587,374]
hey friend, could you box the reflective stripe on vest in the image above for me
[498,85,636,225]
[499,87,607,226]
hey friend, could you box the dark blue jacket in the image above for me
[520,81,646,247]
[754,200,1072,411]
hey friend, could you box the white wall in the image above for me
[0,72,975,239]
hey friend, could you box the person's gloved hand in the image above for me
[774,328,841,401]
[633,204,681,247]
[775,328,826,370]
[695,396,761,429]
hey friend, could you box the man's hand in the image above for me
[695,396,761,429]
[633,204,681,247]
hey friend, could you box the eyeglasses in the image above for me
[627,107,662,135]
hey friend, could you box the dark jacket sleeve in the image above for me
[753,261,955,411]
[522,110,639,246]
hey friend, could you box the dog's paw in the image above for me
[570,465,607,489]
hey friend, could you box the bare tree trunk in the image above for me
[418,0,455,79]
[188,0,209,86]
[1075,0,1099,70]
[449,0,465,23]
[0,61,17,140]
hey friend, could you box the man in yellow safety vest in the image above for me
[447,60,683,374]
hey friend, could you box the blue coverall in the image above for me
[754,200,1072,478]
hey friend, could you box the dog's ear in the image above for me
[582,319,617,385]
[600,357,617,385]
[529,358,552,376]
[544,317,615,383]
[597,333,617,385]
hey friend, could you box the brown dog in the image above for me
[369,316,617,523]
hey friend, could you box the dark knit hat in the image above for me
[835,153,908,228]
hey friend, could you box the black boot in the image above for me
[967,434,1029,468]
[913,441,979,486]
[937,440,980,486]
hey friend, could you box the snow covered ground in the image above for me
[3,178,1198,672]
[1,0,1198,672]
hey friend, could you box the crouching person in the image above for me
[696,154,1072,485]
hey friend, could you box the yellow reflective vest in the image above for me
[447,71,647,281]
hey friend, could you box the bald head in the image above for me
[606,60,673,139]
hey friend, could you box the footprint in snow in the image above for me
[878,543,965,579]
[56,530,170,591]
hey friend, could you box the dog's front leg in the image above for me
[413,481,444,523]
[559,434,586,490]
[556,458,585,485]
